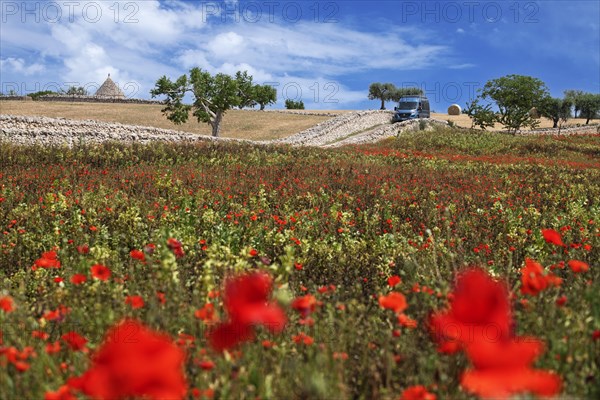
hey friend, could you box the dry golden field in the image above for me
[1,101,591,141]
[431,112,591,130]
[0,101,347,141]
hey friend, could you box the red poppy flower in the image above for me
[430,268,512,352]
[44,385,76,400]
[207,272,286,351]
[167,238,184,258]
[461,338,562,399]
[397,313,418,328]
[400,385,437,400]
[70,274,87,285]
[32,250,61,270]
[130,250,146,262]
[520,259,559,295]
[388,275,402,287]
[125,296,145,309]
[61,332,87,351]
[67,319,187,400]
[292,332,314,346]
[91,264,111,281]
[249,248,258,257]
[291,294,317,317]
[194,303,218,323]
[567,260,589,273]
[541,229,565,247]
[197,360,215,371]
[0,295,14,313]
[555,295,567,307]
[378,292,408,313]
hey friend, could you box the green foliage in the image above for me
[254,84,277,110]
[575,93,600,124]
[539,97,572,129]
[480,74,550,134]
[390,87,424,103]
[368,82,396,110]
[28,90,58,100]
[285,99,305,109]
[564,89,585,117]
[368,83,424,110]
[235,71,256,109]
[0,133,599,399]
[463,98,496,130]
[62,86,88,96]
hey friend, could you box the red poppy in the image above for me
[61,331,87,351]
[32,250,61,270]
[388,275,402,287]
[397,313,418,329]
[125,296,145,309]
[0,295,14,313]
[197,360,215,371]
[567,260,589,273]
[520,258,560,295]
[555,295,567,307]
[70,274,87,285]
[67,319,187,400]
[291,294,317,317]
[292,332,314,346]
[130,250,146,262]
[207,272,286,351]
[44,385,76,400]
[194,303,217,323]
[249,248,258,257]
[461,337,561,399]
[430,268,512,353]
[167,238,184,258]
[156,292,166,304]
[91,264,111,281]
[378,292,408,313]
[541,229,565,247]
[400,385,437,400]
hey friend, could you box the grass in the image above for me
[0,100,343,141]
[0,126,599,399]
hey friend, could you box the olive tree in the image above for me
[575,93,600,125]
[254,84,277,110]
[480,75,549,134]
[151,68,248,137]
[538,97,572,129]
[368,82,396,110]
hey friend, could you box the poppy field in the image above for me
[1,126,599,399]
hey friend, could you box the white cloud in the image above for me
[456,28,465,34]
[0,0,452,107]
[0,57,45,75]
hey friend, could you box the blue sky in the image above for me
[1,0,598,110]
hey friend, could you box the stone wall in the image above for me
[37,95,165,104]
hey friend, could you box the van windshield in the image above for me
[398,101,418,110]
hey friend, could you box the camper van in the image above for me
[392,96,430,122]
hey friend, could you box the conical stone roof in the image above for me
[95,74,125,99]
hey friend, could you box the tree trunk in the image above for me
[553,118,558,128]
[380,98,385,110]
[260,104,265,110]
[211,112,223,137]
[586,118,590,125]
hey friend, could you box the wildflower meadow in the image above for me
[1,126,599,399]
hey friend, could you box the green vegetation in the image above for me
[1,128,598,399]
